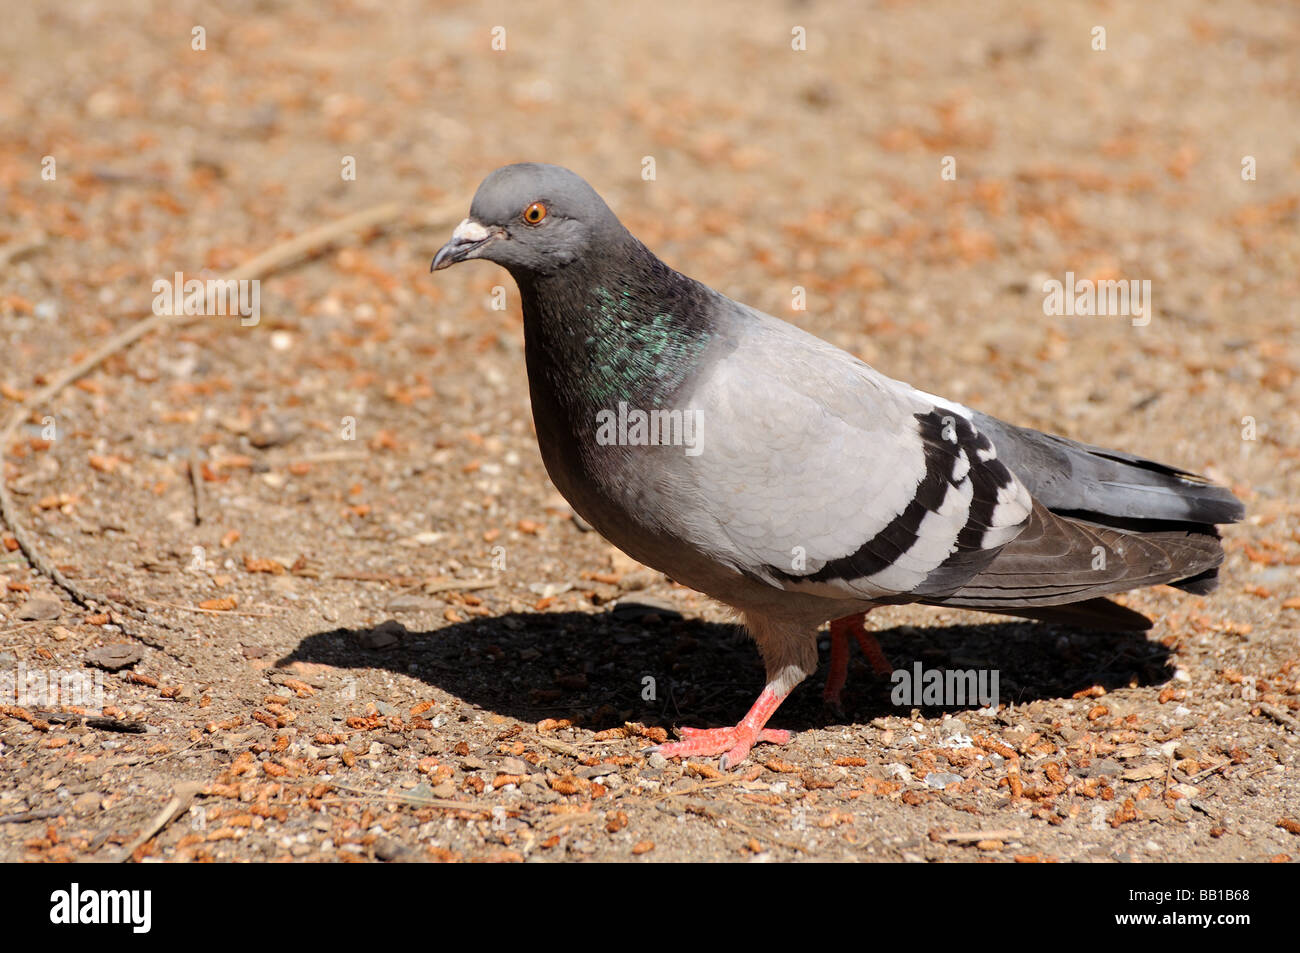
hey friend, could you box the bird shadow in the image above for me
[278,606,1173,733]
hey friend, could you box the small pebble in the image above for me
[924,772,963,789]
[17,595,61,621]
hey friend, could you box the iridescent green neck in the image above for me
[576,287,710,405]
[519,243,716,413]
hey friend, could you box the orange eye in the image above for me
[523,201,547,225]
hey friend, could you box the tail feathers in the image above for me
[932,501,1224,609]
[973,597,1152,632]
[972,412,1246,526]
[1168,566,1221,595]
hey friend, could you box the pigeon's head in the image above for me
[431,163,623,279]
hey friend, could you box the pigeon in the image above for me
[432,163,1245,769]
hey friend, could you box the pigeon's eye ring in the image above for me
[522,202,548,225]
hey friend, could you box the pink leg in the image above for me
[823,610,891,706]
[823,618,852,705]
[650,687,792,770]
[855,626,894,677]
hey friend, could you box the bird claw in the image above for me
[675,726,712,738]
[649,724,793,770]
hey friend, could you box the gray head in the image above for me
[431,163,626,278]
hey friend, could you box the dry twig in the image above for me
[1259,703,1300,734]
[116,781,205,862]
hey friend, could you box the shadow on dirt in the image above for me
[279,605,1173,732]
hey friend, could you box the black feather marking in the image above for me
[937,413,1020,566]
[764,410,1021,592]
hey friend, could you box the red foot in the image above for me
[650,687,790,770]
[823,611,893,707]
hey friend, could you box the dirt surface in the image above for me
[1,1,1298,863]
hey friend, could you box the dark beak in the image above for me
[431,218,502,272]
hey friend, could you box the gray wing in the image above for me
[678,310,1033,601]
[922,413,1244,607]
[930,499,1227,609]
[673,304,1242,613]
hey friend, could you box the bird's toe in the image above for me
[652,723,792,769]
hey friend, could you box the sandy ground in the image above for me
[1,0,1297,863]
